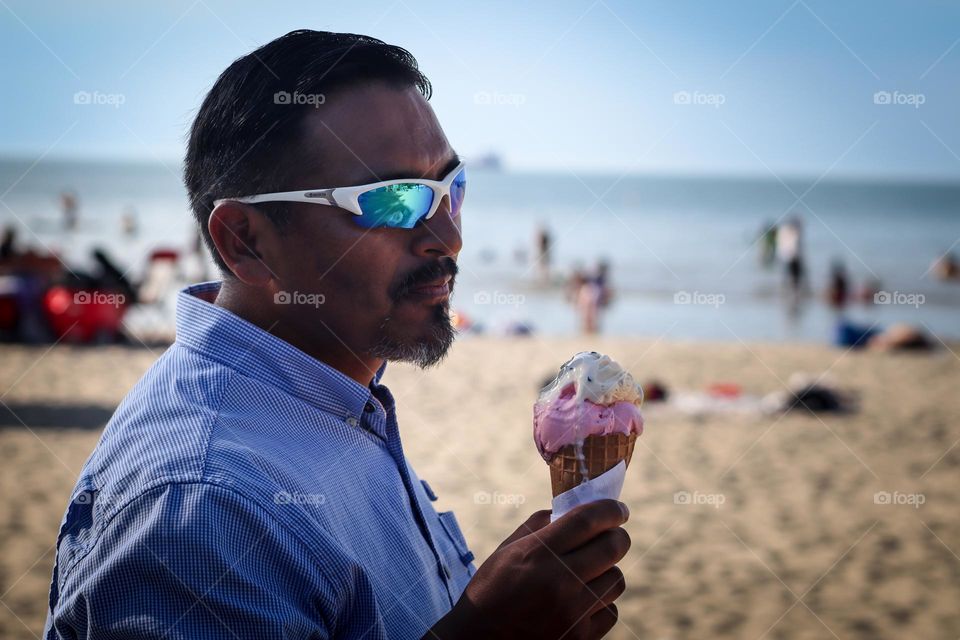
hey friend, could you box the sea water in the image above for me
[2,158,958,342]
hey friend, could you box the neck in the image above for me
[214,279,383,387]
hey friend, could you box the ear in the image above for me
[207,202,280,286]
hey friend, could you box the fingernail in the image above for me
[618,501,630,520]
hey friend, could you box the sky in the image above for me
[1,0,958,179]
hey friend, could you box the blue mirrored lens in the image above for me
[449,168,466,218]
[356,184,434,229]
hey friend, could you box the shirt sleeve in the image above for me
[46,482,357,640]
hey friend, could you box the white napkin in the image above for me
[550,460,627,522]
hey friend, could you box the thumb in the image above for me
[496,509,552,551]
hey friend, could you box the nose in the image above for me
[411,194,462,258]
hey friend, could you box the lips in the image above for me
[392,258,459,303]
[408,275,452,301]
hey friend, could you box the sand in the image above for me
[1,337,959,639]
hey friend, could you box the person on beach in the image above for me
[757,219,777,268]
[777,214,805,296]
[567,262,612,335]
[59,190,79,230]
[120,206,138,237]
[44,30,629,640]
[535,222,553,282]
[931,250,960,281]
[825,259,849,309]
[0,224,16,260]
[567,267,598,334]
[595,259,614,310]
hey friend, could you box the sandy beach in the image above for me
[1,336,959,639]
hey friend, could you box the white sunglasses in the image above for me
[214,161,466,230]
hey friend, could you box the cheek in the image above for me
[288,214,418,311]
[288,217,356,279]
[321,253,388,303]
[310,228,405,307]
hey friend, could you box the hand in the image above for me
[428,499,631,640]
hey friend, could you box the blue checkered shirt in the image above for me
[44,281,477,639]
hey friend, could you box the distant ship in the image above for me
[470,152,503,171]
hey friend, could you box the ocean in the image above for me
[2,158,958,342]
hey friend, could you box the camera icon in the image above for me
[873,491,891,505]
[73,91,91,105]
[473,291,491,305]
[74,491,93,505]
[274,291,292,304]
[673,91,691,105]
[274,491,291,505]
[874,291,891,305]
[873,91,891,105]
[74,291,91,305]
[673,291,691,305]
[474,491,491,504]
[273,91,291,105]
[473,91,491,105]
[673,491,691,505]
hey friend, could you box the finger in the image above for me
[588,603,618,639]
[563,527,631,582]
[584,567,626,615]
[496,510,552,551]
[536,499,629,554]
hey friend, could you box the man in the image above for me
[45,30,630,639]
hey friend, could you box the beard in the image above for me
[369,257,459,368]
[369,301,456,368]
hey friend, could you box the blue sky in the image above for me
[1,0,958,179]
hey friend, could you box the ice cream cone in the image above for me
[549,432,637,497]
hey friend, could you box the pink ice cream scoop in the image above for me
[535,351,645,499]
[534,382,644,461]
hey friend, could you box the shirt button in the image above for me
[364,402,375,413]
[345,417,359,427]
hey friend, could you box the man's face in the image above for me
[265,82,462,369]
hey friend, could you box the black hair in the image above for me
[184,29,432,274]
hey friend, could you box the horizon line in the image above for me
[0,152,957,186]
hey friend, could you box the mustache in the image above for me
[392,258,459,300]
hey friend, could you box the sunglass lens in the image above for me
[356,184,434,229]
[449,168,466,218]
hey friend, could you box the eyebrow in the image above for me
[368,154,461,183]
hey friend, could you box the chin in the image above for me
[370,303,457,368]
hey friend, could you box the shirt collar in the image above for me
[175,281,385,422]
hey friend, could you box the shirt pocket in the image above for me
[436,510,477,594]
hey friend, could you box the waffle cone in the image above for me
[549,433,637,497]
